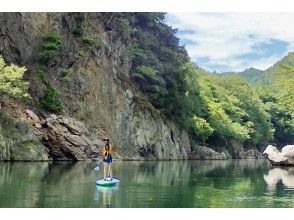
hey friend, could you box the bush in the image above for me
[59,70,70,83]
[41,84,63,113]
[74,49,86,59]
[73,27,83,36]
[133,65,165,86]
[82,35,104,47]
[39,32,62,64]
[72,13,85,37]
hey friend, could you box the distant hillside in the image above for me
[263,52,294,83]
[223,67,264,84]
[223,52,294,85]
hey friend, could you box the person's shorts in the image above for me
[103,156,112,164]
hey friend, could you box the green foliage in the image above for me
[59,70,70,83]
[206,100,250,142]
[229,53,294,146]
[193,116,213,144]
[216,76,273,145]
[0,54,30,99]
[82,35,104,48]
[73,27,83,36]
[72,13,85,36]
[102,13,189,115]
[74,49,86,59]
[258,79,294,145]
[37,67,63,113]
[179,65,274,148]
[132,65,167,104]
[41,84,63,113]
[39,31,62,63]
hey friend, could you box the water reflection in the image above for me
[1,160,294,207]
[95,185,119,208]
[264,167,294,190]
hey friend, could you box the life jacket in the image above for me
[102,144,113,157]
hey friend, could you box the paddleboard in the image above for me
[96,178,120,186]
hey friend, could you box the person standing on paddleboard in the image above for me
[102,138,113,181]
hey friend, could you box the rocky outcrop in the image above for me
[0,112,48,161]
[26,111,102,161]
[127,109,191,160]
[231,140,263,159]
[263,145,294,165]
[189,146,230,160]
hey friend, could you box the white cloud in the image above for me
[165,13,294,72]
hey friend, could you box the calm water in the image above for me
[0,160,293,208]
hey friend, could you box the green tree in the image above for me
[0,54,29,99]
[193,115,213,144]
[41,84,63,113]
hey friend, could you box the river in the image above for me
[0,160,293,208]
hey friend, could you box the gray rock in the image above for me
[263,145,294,165]
[0,112,48,161]
[50,114,57,120]
[25,109,40,124]
[34,123,42,128]
[189,146,229,160]
[231,140,263,159]
[40,115,99,161]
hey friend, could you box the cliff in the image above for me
[0,12,191,160]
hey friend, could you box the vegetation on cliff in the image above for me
[100,13,277,151]
[1,12,293,160]
[0,54,29,99]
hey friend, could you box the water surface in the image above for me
[0,160,293,208]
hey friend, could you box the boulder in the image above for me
[263,145,294,165]
[23,109,101,161]
[39,115,100,161]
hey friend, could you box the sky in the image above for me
[165,13,294,73]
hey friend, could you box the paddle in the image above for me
[94,159,103,171]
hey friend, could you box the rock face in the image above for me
[0,112,48,161]
[25,111,101,161]
[231,140,263,159]
[0,12,192,160]
[263,145,294,165]
[189,146,230,160]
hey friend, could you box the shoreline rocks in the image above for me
[0,112,48,161]
[263,145,294,165]
[26,110,102,161]
[189,146,231,160]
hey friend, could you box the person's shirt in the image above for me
[102,144,113,156]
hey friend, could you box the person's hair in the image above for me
[105,140,110,148]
